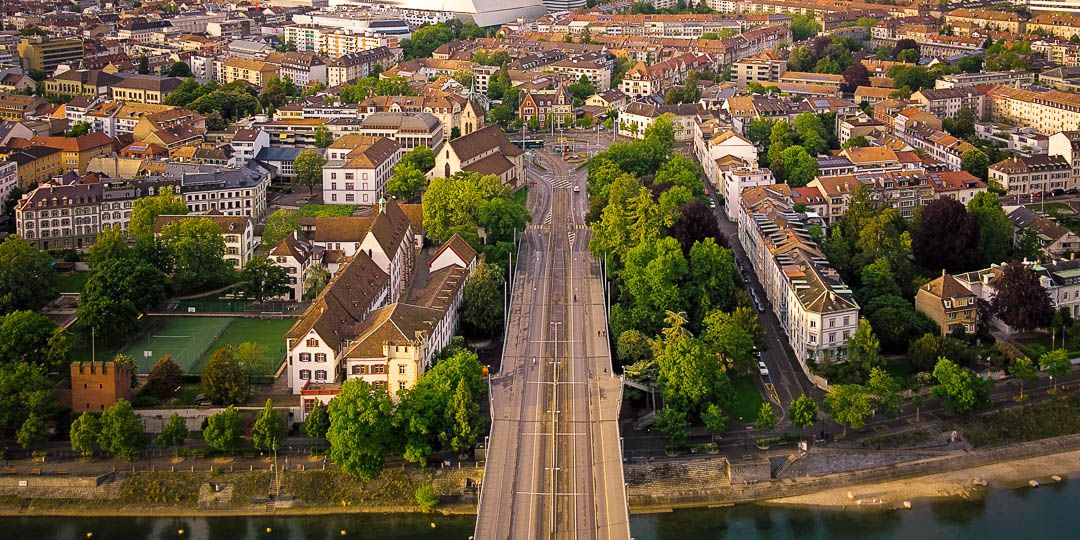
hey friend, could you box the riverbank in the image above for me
[3,436,1079,518]
[765,448,1080,509]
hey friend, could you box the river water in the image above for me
[5,478,1078,539]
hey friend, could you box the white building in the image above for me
[322,136,401,205]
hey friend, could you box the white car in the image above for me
[758,361,770,377]
[574,185,580,193]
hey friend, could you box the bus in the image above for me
[511,138,545,149]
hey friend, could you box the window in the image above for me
[307,338,319,347]
[399,365,406,374]
[299,353,311,362]
[843,316,850,326]
[809,334,816,343]
[399,381,407,390]
[315,353,327,362]
[372,365,386,374]
[352,365,367,375]
[810,320,816,328]
[299,369,311,380]
[315,370,327,380]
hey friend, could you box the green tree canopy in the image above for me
[293,149,327,194]
[462,258,504,336]
[70,411,100,458]
[129,186,188,238]
[156,412,189,455]
[327,379,396,479]
[160,217,232,293]
[239,257,289,303]
[203,405,243,453]
[789,394,818,430]
[0,235,57,313]
[76,257,167,342]
[97,399,146,460]
[252,399,286,454]
[932,358,990,414]
[202,347,250,405]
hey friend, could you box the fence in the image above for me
[165,299,309,316]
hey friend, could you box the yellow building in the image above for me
[17,37,85,73]
[915,272,979,336]
[110,75,184,104]
[29,132,115,174]
[44,70,123,98]
[0,146,63,188]
[216,57,279,86]
[944,8,1024,34]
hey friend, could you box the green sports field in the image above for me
[118,316,296,376]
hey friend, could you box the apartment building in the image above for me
[944,8,1024,33]
[986,86,1080,136]
[956,259,1080,330]
[17,36,84,73]
[0,94,50,121]
[896,124,979,171]
[154,214,256,268]
[733,56,787,88]
[1026,12,1080,40]
[177,165,269,219]
[619,52,714,99]
[15,182,103,251]
[737,184,860,369]
[778,71,843,89]
[935,71,1035,90]
[1006,206,1080,259]
[519,86,574,128]
[327,47,399,87]
[352,112,444,151]
[911,87,986,120]
[548,52,613,90]
[360,93,484,138]
[264,51,328,86]
[322,136,401,205]
[988,154,1074,196]
[1,146,62,189]
[28,132,115,174]
[806,169,988,222]
[215,57,279,86]
[1049,131,1080,181]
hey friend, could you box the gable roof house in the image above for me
[433,124,525,186]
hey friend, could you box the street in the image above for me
[474,147,630,539]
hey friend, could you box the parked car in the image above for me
[758,361,770,377]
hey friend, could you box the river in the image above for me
[5,479,1078,539]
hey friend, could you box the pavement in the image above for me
[474,148,630,539]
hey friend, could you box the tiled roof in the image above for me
[313,216,373,243]
[448,124,522,163]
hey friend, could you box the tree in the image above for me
[386,165,427,201]
[304,402,330,439]
[655,406,690,442]
[400,145,435,173]
[462,258,505,336]
[961,149,990,180]
[671,199,721,254]
[76,258,167,342]
[252,399,286,454]
[614,237,689,337]
[888,65,935,92]
[444,379,480,454]
[790,13,821,41]
[1009,356,1036,400]
[0,361,54,442]
[847,319,883,380]
[897,48,921,63]
[304,265,331,300]
[700,310,755,373]
[138,55,150,74]
[932,358,990,414]
[64,121,91,137]
[415,484,439,512]
[755,402,776,432]
[774,146,819,187]
[145,355,183,399]
[202,347,250,405]
[423,171,528,245]
[825,384,873,435]
[70,411,100,458]
[239,257,289,303]
[313,125,333,148]
[892,39,919,58]
[87,225,129,268]
[160,218,232,293]
[991,263,1053,333]
[789,394,818,431]
[912,197,981,272]
[203,406,243,453]
[967,192,1011,263]
[616,330,653,366]
[327,379,396,480]
[157,413,189,456]
[840,62,870,93]
[842,135,870,149]
[0,310,57,367]
[97,399,146,460]
[866,367,902,418]
[687,239,736,323]
[293,149,327,194]
[568,74,596,103]
[1039,348,1071,390]
[0,235,57,313]
[129,186,187,238]
[166,61,192,77]
[262,209,300,248]
[907,333,969,372]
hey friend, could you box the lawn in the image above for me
[730,375,765,424]
[55,271,91,293]
[1025,201,1071,215]
[191,317,296,376]
[296,203,357,217]
[1013,334,1080,360]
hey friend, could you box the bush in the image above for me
[952,393,1080,447]
[414,484,439,512]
